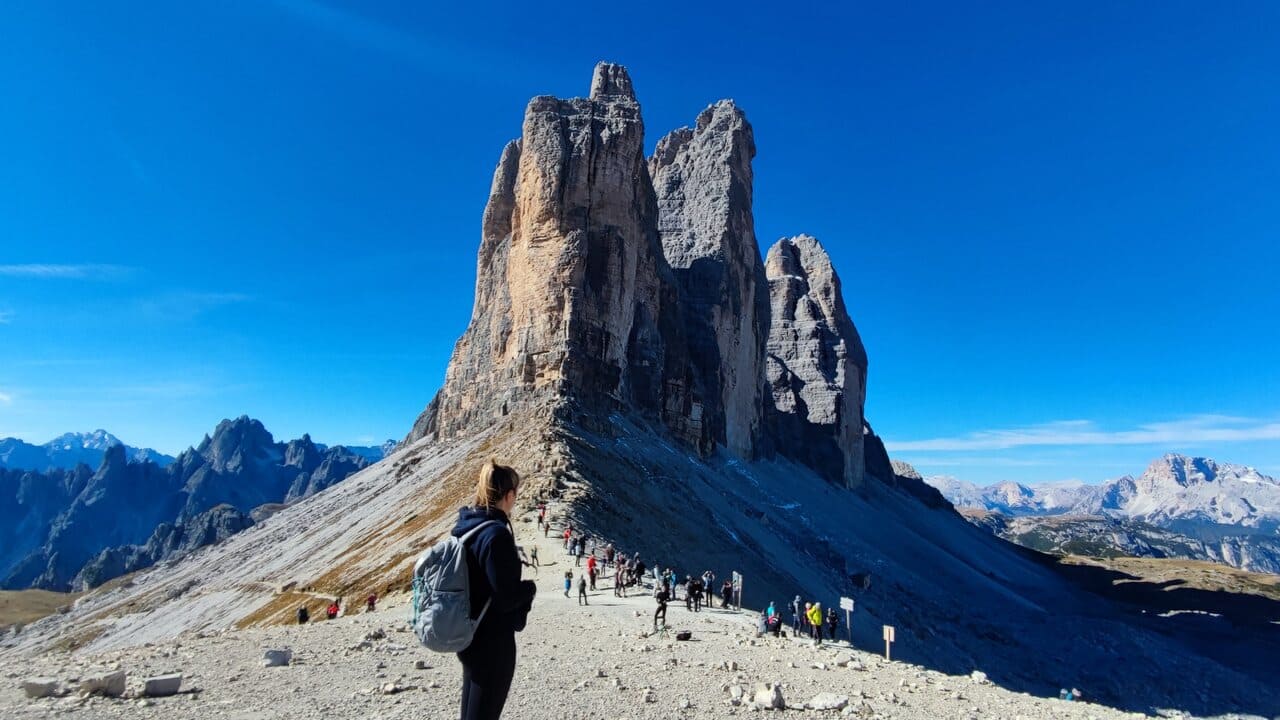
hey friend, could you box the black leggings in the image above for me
[458,632,517,720]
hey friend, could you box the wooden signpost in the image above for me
[839,596,854,644]
[882,624,895,661]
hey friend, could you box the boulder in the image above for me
[751,682,785,710]
[143,673,182,697]
[262,649,292,667]
[78,670,126,697]
[806,692,849,711]
[21,677,60,699]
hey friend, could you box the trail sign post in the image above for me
[731,571,743,610]
[882,625,895,661]
[839,596,854,644]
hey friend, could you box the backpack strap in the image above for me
[456,519,510,624]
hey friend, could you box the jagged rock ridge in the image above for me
[410,62,881,489]
[0,417,370,591]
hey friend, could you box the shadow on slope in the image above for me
[543,413,1280,718]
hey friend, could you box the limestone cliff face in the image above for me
[649,101,769,459]
[763,235,868,488]
[411,63,695,446]
[409,63,875,491]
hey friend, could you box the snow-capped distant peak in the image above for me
[926,454,1280,530]
[44,430,123,451]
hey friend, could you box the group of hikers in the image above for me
[295,591,379,625]
[412,461,855,719]
[756,595,841,645]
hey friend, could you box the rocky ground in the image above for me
[2,519,1267,720]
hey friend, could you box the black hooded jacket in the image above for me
[451,506,536,637]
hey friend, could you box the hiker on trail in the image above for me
[297,606,309,624]
[605,543,615,567]
[563,570,573,598]
[654,579,670,631]
[529,545,539,567]
[807,602,824,645]
[690,576,703,612]
[802,602,812,634]
[563,527,571,551]
[366,592,378,612]
[326,600,340,620]
[702,571,715,608]
[721,579,733,609]
[585,537,595,559]
[684,576,695,611]
[826,607,839,642]
[452,461,537,720]
[543,516,550,538]
[791,596,802,632]
[633,559,646,587]
[614,558,628,598]
[586,554,598,591]
[537,503,546,530]
[574,539,583,567]
[577,575,589,606]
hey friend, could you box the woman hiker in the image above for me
[452,461,537,720]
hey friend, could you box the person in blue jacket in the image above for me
[452,461,537,720]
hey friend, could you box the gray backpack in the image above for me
[411,520,503,652]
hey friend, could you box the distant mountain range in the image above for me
[0,417,386,592]
[0,431,175,472]
[0,431,397,473]
[928,454,1280,574]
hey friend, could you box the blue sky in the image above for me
[1,2,1277,483]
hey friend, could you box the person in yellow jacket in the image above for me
[807,602,824,645]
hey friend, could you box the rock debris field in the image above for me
[3,527,1265,720]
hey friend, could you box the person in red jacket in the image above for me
[326,600,340,620]
[586,554,598,590]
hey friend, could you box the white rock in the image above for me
[262,648,292,667]
[970,670,989,685]
[751,682,785,710]
[806,692,849,711]
[21,677,60,699]
[143,673,183,697]
[79,670,126,697]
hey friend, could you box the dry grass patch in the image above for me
[0,589,83,630]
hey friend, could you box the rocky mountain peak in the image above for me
[763,235,868,487]
[408,63,877,491]
[198,416,278,473]
[649,96,766,459]
[46,430,121,451]
[589,61,635,100]
[1140,454,1218,489]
